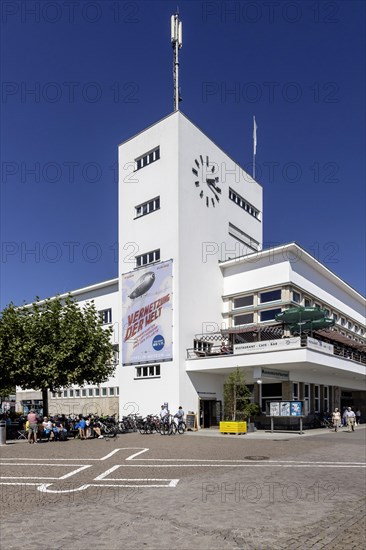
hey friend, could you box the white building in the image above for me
[118,111,262,419]
[16,278,120,417]
[16,111,366,425]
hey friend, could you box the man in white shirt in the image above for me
[160,405,168,422]
[345,407,356,432]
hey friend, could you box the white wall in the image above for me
[118,111,263,417]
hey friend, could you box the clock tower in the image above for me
[118,110,263,415]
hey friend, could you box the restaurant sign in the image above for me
[234,337,300,355]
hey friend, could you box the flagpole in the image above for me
[253,115,257,179]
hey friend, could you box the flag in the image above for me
[253,116,257,156]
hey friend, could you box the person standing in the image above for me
[331,408,341,432]
[27,409,39,444]
[159,405,169,425]
[345,407,356,432]
[355,409,361,425]
[174,406,185,427]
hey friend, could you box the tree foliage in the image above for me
[0,295,115,408]
[223,368,259,421]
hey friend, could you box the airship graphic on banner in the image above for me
[128,272,155,299]
[122,259,173,366]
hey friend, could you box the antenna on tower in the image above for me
[171,12,182,111]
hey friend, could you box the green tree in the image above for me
[0,295,115,416]
[223,368,259,421]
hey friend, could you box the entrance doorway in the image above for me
[199,400,221,428]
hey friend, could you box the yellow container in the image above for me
[220,421,247,434]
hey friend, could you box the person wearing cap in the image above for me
[331,408,341,432]
[345,407,356,432]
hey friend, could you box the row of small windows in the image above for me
[135,146,160,171]
[136,248,160,268]
[231,287,364,343]
[291,290,364,337]
[51,387,119,398]
[233,289,281,310]
[135,365,161,378]
[135,196,160,218]
[233,308,282,326]
[229,188,260,220]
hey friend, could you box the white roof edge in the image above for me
[65,277,119,298]
[22,277,119,307]
[219,242,365,302]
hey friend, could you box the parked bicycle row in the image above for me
[4,404,188,441]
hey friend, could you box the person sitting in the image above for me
[42,417,54,441]
[52,416,68,441]
[220,341,232,354]
[75,416,87,439]
[86,416,104,439]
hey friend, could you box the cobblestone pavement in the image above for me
[0,427,365,549]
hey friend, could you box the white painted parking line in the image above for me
[94,464,121,480]
[0,447,149,462]
[0,464,91,480]
[114,463,366,468]
[0,448,180,492]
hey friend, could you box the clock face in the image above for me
[192,154,221,208]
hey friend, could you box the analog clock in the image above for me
[192,154,221,208]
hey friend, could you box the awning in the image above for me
[315,329,366,352]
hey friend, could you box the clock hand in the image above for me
[206,178,222,193]
[206,184,220,202]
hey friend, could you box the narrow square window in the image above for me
[88,389,93,397]
[109,387,114,396]
[69,390,74,398]
[75,389,80,397]
[95,388,100,397]
[102,388,107,396]
[82,389,87,397]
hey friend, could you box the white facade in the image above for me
[16,279,120,417]
[118,111,263,416]
[16,112,366,424]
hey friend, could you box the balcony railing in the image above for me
[187,331,366,365]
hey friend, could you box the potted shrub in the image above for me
[221,368,260,434]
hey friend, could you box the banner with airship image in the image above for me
[122,259,173,365]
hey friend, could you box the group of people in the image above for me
[24,410,105,443]
[160,405,185,425]
[331,406,361,432]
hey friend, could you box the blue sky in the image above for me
[1,0,365,309]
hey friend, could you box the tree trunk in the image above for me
[233,383,236,421]
[42,388,49,417]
